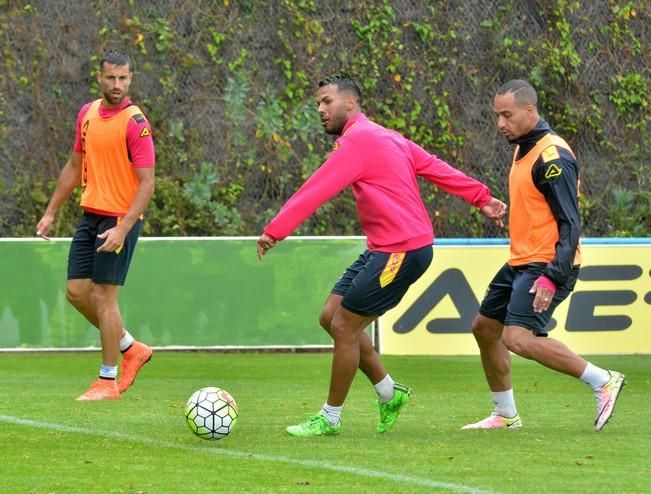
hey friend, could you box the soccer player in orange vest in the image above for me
[462,80,625,432]
[37,49,155,400]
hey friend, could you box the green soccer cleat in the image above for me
[377,383,411,433]
[286,413,341,437]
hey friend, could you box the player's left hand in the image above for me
[97,226,127,253]
[529,277,555,313]
[480,197,507,228]
[257,233,277,261]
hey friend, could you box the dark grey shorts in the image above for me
[67,212,142,286]
[479,262,579,335]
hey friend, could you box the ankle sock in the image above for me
[321,403,342,425]
[492,389,517,418]
[99,365,118,380]
[580,362,610,390]
[120,330,135,352]
[374,374,396,403]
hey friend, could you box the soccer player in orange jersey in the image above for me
[37,49,155,400]
[462,80,625,432]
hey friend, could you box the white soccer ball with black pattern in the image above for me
[185,387,238,440]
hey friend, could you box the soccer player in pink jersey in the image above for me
[37,49,155,400]
[257,75,507,436]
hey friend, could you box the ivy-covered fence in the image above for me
[1,0,649,238]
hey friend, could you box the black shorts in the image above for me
[479,262,579,335]
[67,212,142,286]
[332,245,433,317]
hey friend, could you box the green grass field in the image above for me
[1,352,648,493]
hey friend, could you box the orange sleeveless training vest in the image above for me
[508,133,582,267]
[80,99,142,215]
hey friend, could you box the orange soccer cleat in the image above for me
[76,378,120,401]
[118,341,153,393]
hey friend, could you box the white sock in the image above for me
[492,389,517,418]
[120,330,135,352]
[374,374,396,403]
[321,403,342,425]
[580,362,610,390]
[99,365,118,379]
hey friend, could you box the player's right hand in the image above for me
[36,214,54,240]
[257,233,277,261]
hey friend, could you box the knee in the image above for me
[89,286,115,312]
[329,316,358,345]
[471,316,500,343]
[65,284,86,308]
[329,317,345,340]
[319,308,332,331]
[319,296,342,333]
[501,331,526,356]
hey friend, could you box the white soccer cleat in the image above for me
[462,413,522,430]
[594,371,625,432]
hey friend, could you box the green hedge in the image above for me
[1,1,648,238]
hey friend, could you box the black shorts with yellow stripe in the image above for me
[332,245,433,317]
[67,211,142,286]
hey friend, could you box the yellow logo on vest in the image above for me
[544,163,562,179]
[140,127,151,137]
[542,146,560,162]
[379,252,406,288]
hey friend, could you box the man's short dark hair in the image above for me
[496,79,537,106]
[318,75,362,103]
[100,48,132,71]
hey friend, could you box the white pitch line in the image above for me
[0,414,493,494]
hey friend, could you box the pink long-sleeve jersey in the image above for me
[264,113,492,252]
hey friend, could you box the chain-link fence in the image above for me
[1,0,649,237]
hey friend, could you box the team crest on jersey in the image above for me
[332,140,340,152]
[542,146,560,162]
[140,127,151,137]
[544,163,562,179]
